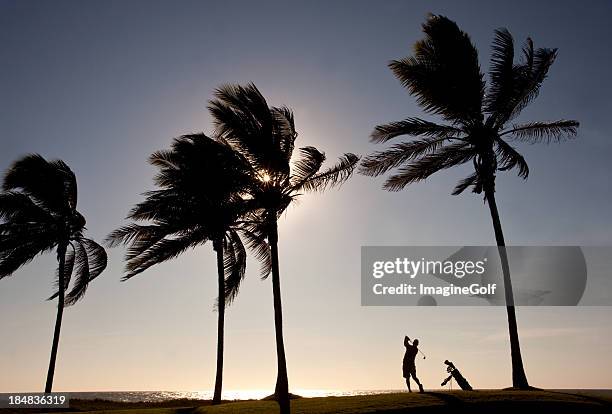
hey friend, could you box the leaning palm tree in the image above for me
[106,134,269,404]
[0,154,107,392]
[360,15,578,389]
[209,83,359,413]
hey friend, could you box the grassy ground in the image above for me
[3,390,611,414]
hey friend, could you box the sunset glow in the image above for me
[1,0,612,405]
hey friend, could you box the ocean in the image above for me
[67,390,404,402]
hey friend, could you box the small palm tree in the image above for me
[0,154,107,392]
[106,134,269,404]
[360,15,578,389]
[209,83,359,413]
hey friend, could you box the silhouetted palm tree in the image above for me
[106,134,269,404]
[360,15,578,389]
[209,83,359,413]
[0,154,107,392]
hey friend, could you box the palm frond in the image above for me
[0,221,58,278]
[105,223,171,248]
[0,191,53,223]
[273,106,297,163]
[62,238,106,306]
[150,133,254,196]
[63,241,89,306]
[149,148,180,173]
[388,14,484,124]
[515,47,558,114]
[81,239,107,280]
[370,117,461,143]
[484,28,516,117]
[451,172,481,195]
[359,137,457,177]
[209,83,285,173]
[487,39,558,127]
[495,139,529,179]
[3,154,77,212]
[501,120,579,143]
[290,146,325,187]
[49,159,78,209]
[223,230,247,304]
[126,191,190,223]
[0,238,56,279]
[123,230,206,280]
[298,153,359,193]
[383,143,474,191]
[239,224,271,279]
[123,226,181,263]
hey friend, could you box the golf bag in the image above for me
[440,360,472,391]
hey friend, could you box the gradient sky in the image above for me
[1,0,611,393]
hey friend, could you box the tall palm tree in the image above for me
[0,154,107,392]
[209,83,359,413]
[360,15,578,389]
[106,134,269,404]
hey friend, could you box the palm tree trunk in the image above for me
[269,219,290,414]
[213,239,225,405]
[45,244,67,393]
[484,187,530,389]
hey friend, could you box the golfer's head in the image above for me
[413,339,419,346]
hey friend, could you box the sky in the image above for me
[1,0,612,393]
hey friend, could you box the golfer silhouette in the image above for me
[403,336,424,392]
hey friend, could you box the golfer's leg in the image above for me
[405,378,411,392]
[412,372,424,392]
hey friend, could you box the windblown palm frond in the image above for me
[106,223,169,248]
[209,83,293,176]
[237,222,271,279]
[223,229,247,304]
[486,33,559,127]
[389,14,484,124]
[360,136,460,177]
[383,143,474,191]
[485,28,517,121]
[494,139,529,178]
[0,230,58,278]
[501,120,579,143]
[2,154,77,212]
[0,191,54,223]
[297,153,360,193]
[289,146,326,188]
[370,117,462,143]
[451,172,481,196]
[48,239,107,305]
[273,106,298,163]
[123,228,209,280]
